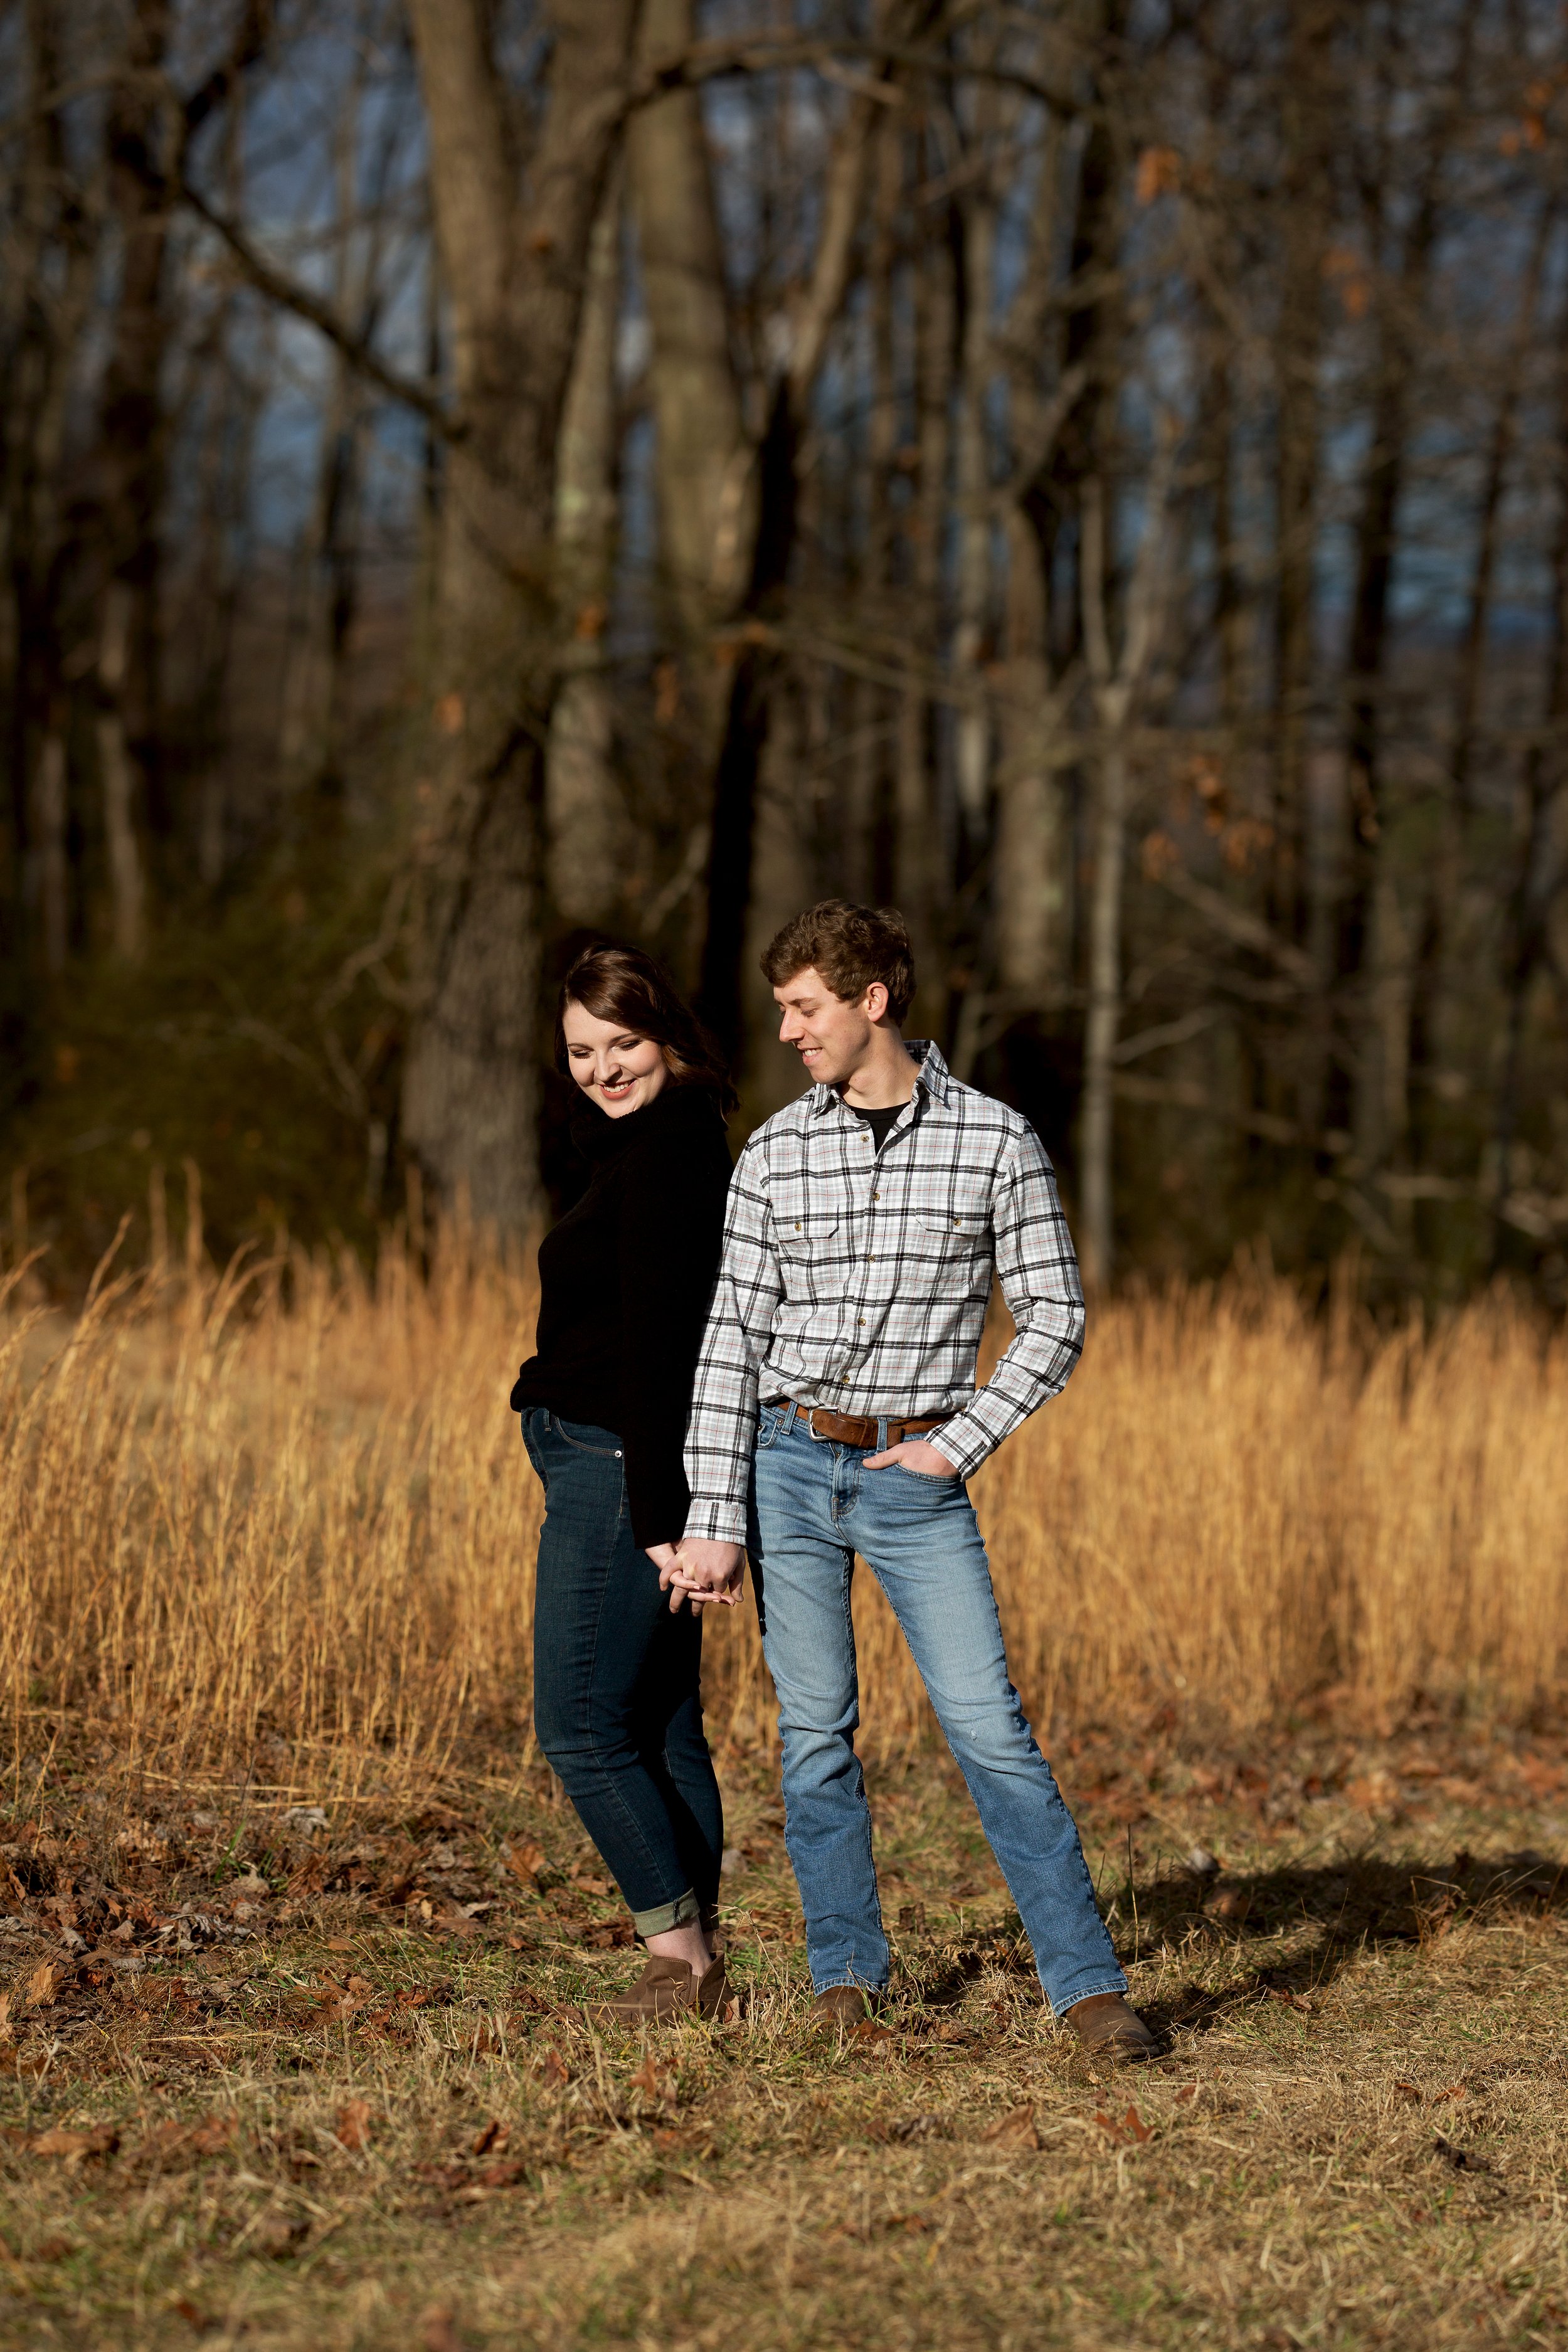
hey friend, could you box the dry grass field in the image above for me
[1,1221,1566,2349]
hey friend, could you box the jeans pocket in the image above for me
[550,1416,623,1458]
[754,1402,788,1451]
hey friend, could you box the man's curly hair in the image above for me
[760,900,916,1025]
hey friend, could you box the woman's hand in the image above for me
[659,1538,745,1613]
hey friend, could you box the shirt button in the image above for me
[858,1317,866,1325]
[873,1192,881,1202]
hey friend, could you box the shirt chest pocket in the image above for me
[775,1210,841,1291]
[915,1205,990,1293]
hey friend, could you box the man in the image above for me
[666,900,1157,2063]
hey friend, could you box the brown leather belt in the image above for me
[786,1402,945,1449]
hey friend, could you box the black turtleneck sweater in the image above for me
[510,1081,733,1549]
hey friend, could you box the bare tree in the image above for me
[400,0,637,1234]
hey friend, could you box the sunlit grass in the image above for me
[2,1229,1564,1791]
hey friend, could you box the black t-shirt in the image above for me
[510,1083,733,1549]
[851,1103,905,1152]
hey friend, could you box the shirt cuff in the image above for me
[925,1416,995,1480]
[681,1499,748,1546]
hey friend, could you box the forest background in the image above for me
[4,0,1567,1305]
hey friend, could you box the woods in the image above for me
[3,0,1566,1297]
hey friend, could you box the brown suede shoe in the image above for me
[810,1984,884,2028]
[586,1953,728,2028]
[1061,1991,1161,2063]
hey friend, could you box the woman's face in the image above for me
[561,1001,670,1119]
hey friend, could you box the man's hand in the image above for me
[659,1537,745,1614]
[863,1438,961,1478]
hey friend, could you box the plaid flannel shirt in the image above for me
[682,1041,1085,1544]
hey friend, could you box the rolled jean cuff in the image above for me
[1048,1972,1128,2020]
[633,1887,702,1938]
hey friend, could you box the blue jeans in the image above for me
[521,1409,723,1937]
[746,1403,1125,2015]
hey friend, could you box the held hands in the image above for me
[652,1538,746,1614]
[862,1438,960,1476]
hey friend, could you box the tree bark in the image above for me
[401,0,637,1236]
[1269,0,1339,954]
[95,0,176,956]
[1077,458,1170,1292]
[628,0,751,771]
[995,512,1069,1006]
[546,163,630,931]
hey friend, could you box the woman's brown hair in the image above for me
[556,942,737,1112]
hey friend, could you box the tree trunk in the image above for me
[995,513,1069,1006]
[95,0,175,952]
[692,47,897,1066]
[1340,18,1462,1173]
[1079,728,1129,1293]
[951,181,997,837]
[1270,0,1336,948]
[401,0,637,1236]
[33,718,67,977]
[627,0,751,773]
[897,193,955,1022]
[1077,461,1170,1291]
[546,162,630,931]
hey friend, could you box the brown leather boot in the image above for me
[810,1984,884,2028]
[1061,1991,1161,2063]
[586,1952,728,2028]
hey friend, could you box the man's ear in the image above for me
[863,982,889,1024]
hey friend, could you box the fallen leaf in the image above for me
[189,2113,238,2156]
[475,2158,527,2188]
[1175,2085,1197,2105]
[471,2118,507,2157]
[851,2019,894,2044]
[1433,2134,1491,2174]
[982,2104,1039,2149]
[334,2100,373,2151]
[167,2298,215,2329]
[1120,2103,1153,2146]
[31,2124,119,2163]
[0,1993,11,2039]
[421,2306,465,2352]
[255,2211,309,2257]
[539,2047,569,2089]
[21,1959,64,2010]
[629,2054,660,2098]
[1439,2082,1470,2099]
[1266,1988,1313,2015]
[1394,2081,1422,2104]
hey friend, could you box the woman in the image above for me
[511,943,736,2023]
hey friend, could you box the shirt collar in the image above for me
[810,1038,951,1116]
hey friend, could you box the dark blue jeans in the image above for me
[521,1408,723,1936]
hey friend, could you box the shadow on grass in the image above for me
[1126,1846,1567,2037]
[903,1848,1566,2037]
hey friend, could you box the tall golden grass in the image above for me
[1,1222,1565,1790]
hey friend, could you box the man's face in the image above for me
[773,967,881,1088]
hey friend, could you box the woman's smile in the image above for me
[561,1004,671,1118]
